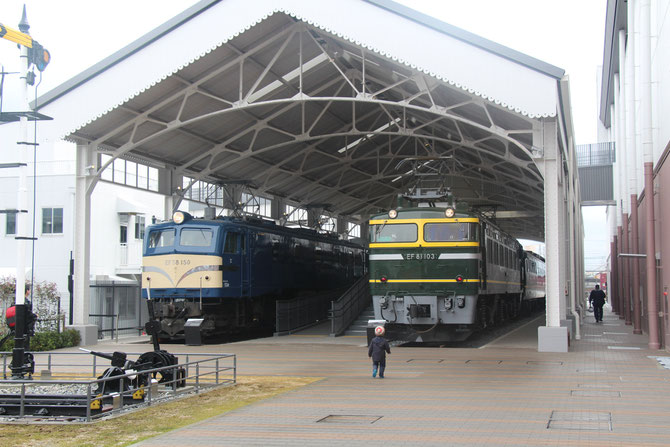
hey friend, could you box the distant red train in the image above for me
[521,250,546,300]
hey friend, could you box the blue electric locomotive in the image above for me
[142,211,365,338]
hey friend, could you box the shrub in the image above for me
[0,329,80,352]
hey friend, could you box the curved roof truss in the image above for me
[66,12,554,239]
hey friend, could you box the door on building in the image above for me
[119,214,129,265]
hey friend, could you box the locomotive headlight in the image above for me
[456,297,466,308]
[388,209,398,219]
[173,211,185,224]
[445,207,455,218]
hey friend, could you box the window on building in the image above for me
[182,176,224,206]
[347,222,360,239]
[6,212,16,235]
[113,158,125,184]
[285,205,307,225]
[120,225,128,244]
[148,167,159,191]
[241,193,271,217]
[101,154,113,181]
[135,215,145,240]
[42,208,63,234]
[100,154,160,192]
[137,164,148,189]
[126,161,137,186]
[320,215,336,232]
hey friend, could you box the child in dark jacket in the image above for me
[368,326,391,378]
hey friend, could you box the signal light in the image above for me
[29,41,50,72]
[380,276,388,283]
[456,275,463,282]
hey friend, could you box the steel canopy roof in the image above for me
[41,0,569,241]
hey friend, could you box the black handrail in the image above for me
[329,273,370,336]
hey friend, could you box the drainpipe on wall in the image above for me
[607,238,620,315]
[617,225,626,320]
[622,216,631,325]
[631,194,642,334]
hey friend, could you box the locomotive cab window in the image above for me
[180,228,214,247]
[148,229,175,248]
[423,222,476,242]
[223,232,241,253]
[370,223,417,243]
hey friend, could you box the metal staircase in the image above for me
[343,305,375,336]
[329,273,371,336]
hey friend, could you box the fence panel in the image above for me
[275,290,341,335]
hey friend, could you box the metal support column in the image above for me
[538,118,568,352]
[73,143,98,345]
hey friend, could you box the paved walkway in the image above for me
[111,307,670,446]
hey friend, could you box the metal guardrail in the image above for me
[88,314,143,341]
[89,313,120,341]
[275,290,339,335]
[0,351,236,422]
[39,315,66,333]
[329,273,370,336]
[576,142,615,167]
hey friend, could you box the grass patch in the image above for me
[0,375,320,447]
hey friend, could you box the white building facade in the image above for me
[600,0,670,350]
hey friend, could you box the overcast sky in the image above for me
[0,0,609,269]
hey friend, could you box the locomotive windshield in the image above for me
[370,223,417,243]
[180,228,214,247]
[148,229,175,248]
[424,222,477,242]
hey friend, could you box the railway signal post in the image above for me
[1,7,50,378]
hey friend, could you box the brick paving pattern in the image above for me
[123,307,670,446]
